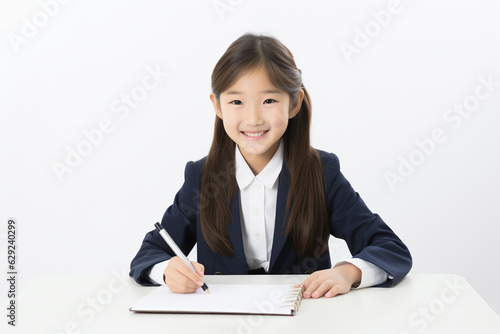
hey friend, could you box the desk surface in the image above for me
[4,273,500,334]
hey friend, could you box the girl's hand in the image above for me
[163,256,205,293]
[301,263,362,299]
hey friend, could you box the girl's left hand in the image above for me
[301,263,362,299]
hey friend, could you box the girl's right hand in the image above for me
[163,256,205,293]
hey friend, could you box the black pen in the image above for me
[154,222,210,293]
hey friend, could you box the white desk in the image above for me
[3,274,500,334]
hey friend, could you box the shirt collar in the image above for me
[235,140,284,189]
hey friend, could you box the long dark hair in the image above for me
[201,33,329,258]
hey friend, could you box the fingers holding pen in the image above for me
[164,256,205,294]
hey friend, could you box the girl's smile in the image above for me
[241,130,269,140]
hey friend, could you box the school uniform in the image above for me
[129,142,412,287]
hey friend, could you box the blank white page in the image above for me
[130,284,302,316]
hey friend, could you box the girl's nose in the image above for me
[244,105,263,125]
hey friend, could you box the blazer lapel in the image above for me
[269,161,291,272]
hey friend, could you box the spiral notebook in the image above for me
[130,283,304,316]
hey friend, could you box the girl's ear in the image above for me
[289,89,304,119]
[210,93,223,119]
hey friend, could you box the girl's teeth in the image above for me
[245,132,265,137]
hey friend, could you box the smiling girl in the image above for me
[130,33,412,299]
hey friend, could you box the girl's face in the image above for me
[210,66,303,174]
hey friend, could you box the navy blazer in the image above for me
[130,150,412,287]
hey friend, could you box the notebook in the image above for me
[130,283,304,316]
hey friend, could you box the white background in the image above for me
[1,0,499,323]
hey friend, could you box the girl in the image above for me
[130,33,412,299]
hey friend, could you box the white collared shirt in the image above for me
[235,140,283,272]
[149,141,388,288]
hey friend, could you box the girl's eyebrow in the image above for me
[225,89,284,95]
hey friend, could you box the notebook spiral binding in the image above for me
[280,284,304,315]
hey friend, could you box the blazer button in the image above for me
[215,271,224,275]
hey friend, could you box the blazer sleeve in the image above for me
[322,152,412,287]
[129,160,199,286]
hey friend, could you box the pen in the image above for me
[154,222,210,294]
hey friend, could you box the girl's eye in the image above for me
[264,99,276,104]
[230,100,242,105]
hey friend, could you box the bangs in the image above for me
[211,33,302,104]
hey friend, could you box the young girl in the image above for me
[130,33,412,299]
